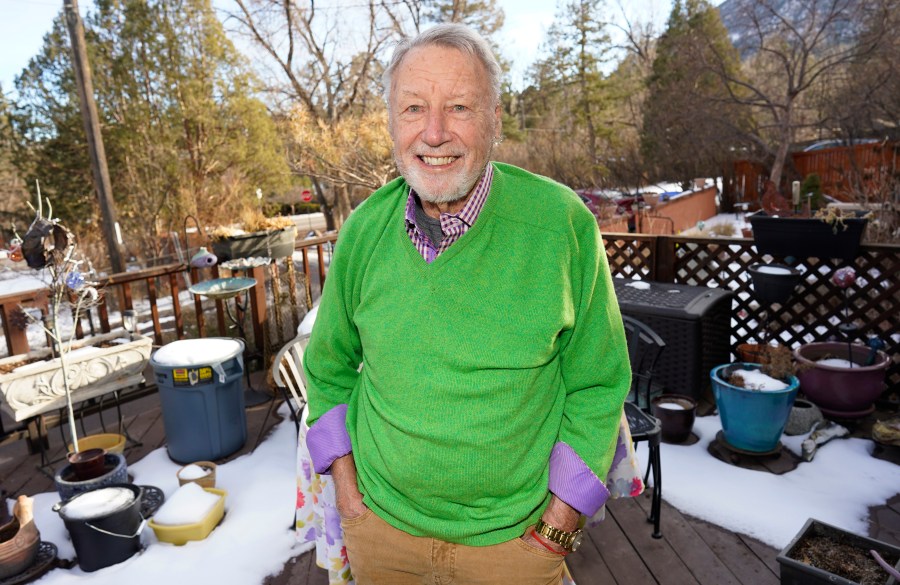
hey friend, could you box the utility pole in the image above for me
[63,0,126,274]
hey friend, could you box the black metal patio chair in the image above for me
[621,315,666,539]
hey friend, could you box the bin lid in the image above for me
[152,338,243,367]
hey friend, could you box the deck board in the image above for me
[689,519,779,585]
[606,495,698,584]
[2,387,898,585]
[631,496,744,585]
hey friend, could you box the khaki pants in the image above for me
[341,509,565,585]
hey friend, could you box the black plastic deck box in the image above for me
[613,279,733,401]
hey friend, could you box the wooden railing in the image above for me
[1,234,338,359]
[2,232,897,391]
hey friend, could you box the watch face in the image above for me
[570,531,584,552]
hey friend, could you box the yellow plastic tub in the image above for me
[67,433,127,454]
[148,488,226,545]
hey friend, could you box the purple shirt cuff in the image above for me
[548,442,611,517]
[306,404,352,474]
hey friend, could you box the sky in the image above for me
[0,0,681,95]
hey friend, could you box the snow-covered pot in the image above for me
[748,262,802,306]
[793,342,890,419]
[53,483,144,572]
[710,363,799,453]
[54,452,128,502]
[651,394,697,444]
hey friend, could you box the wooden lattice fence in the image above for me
[603,233,900,395]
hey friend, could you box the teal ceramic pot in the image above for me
[710,363,799,452]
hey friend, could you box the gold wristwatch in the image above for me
[534,518,584,552]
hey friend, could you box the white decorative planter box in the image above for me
[0,332,152,422]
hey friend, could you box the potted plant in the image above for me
[210,211,296,262]
[793,267,891,419]
[710,346,800,453]
[777,517,900,585]
[794,340,890,419]
[748,177,870,261]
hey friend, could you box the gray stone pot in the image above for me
[784,398,825,436]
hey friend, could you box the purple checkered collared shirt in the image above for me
[404,164,493,263]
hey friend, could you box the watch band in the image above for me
[534,518,583,552]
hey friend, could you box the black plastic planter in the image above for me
[748,211,868,261]
[748,263,802,305]
[777,518,900,585]
[211,226,296,261]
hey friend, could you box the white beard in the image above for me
[395,150,492,204]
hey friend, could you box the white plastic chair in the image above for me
[272,333,310,433]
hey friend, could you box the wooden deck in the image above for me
[2,386,898,585]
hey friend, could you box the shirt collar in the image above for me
[404,163,494,230]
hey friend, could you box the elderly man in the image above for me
[303,23,630,585]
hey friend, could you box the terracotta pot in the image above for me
[0,501,40,580]
[651,394,697,443]
[736,343,770,364]
[793,342,890,419]
[67,448,108,481]
[0,519,40,579]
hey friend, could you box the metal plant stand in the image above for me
[189,275,271,408]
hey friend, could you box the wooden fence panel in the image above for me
[733,142,898,202]
[601,235,899,392]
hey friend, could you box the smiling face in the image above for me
[388,45,502,205]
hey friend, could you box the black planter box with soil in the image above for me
[777,518,900,585]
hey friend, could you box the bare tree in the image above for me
[229,0,406,228]
[705,0,891,190]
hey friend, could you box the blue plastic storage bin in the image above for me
[150,338,247,463]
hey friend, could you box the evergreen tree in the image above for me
[641,0,748,188]
[508,0,614,187]
[0,86,30,244]
[9,0,290,259]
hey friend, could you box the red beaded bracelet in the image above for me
[530,529,569,556]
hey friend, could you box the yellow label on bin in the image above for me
[172,366,213,386]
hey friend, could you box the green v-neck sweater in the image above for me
[305,162,630,546]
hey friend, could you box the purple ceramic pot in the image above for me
[793,342,889,418]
